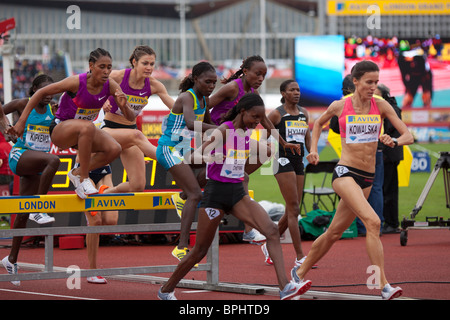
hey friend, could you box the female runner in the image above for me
[1,74,60,285]
[158,93,311,300]
[101,45,174,194]
[292,60,413,300]
[267,79,315,268]
[9,48,132,199]
[156,61,217,262]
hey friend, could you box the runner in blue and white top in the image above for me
[156,61,217,262]
[1,75,61,285]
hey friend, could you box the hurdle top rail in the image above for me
[0,191,177,214]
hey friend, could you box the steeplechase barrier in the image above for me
[0,191,264,295]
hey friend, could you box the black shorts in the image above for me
[74,162,112,185]
[102,120,137,130]
[332,165,375,189]
[200,180,246,213]
[273,154,305,175]
[49,118,59,138]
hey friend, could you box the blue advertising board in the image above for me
[294,35,345,106]
[411,152,431,172]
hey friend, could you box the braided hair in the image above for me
[221,55,265,84]
[88,48,112,64]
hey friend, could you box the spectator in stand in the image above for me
[375,84,403,234]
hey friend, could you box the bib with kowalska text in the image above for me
[285,120,308,144]
[345,114,381,144]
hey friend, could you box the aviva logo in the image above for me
[153,196,173,207]
[347,115,380,123]
[85,198,126,210]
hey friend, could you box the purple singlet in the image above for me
[108,68,152,118]
[206,121,251,183]
[56,72,110,122]
[210,78,254,125]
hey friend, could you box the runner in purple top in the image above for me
[209,78,253,125]
[205,119,251,184]
[207,55,301,244]
[10,48,133,199]
[209,55,300,169]
[158,93,312,300]
[100,45,174,194]
[105,45,174,159]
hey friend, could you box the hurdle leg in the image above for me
[206,228,219,286]
[44,235,54,272]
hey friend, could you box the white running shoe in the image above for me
[381,284,403,300]
[75,178,98,199]
[29,213,55,224]
[242,228,266,244]
[158,287,177,300]
[68,168,81,188]
[2,256,20,286]
[279,280,312,300]
[87,276,107,284]
[294,256,318,269]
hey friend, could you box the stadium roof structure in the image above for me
[2,0,318,19]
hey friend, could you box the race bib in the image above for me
[285,120,308,143]
[74,108,100,121]
[335,165,349,177]
[116,94,148,117]
[278,157,290,166]
[220,148,249,179]
[205,208,221,220]
[345,115,381,144]
[25,124,51,151]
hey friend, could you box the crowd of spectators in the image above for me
[344,35,444,67]
[0,52,65,104]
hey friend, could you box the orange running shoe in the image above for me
[98,185,110,194]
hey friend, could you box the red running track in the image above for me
[0,229,449,301]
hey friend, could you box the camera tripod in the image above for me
[400,151,450,246]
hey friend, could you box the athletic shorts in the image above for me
[200,179,246,213]
[273,153,305,175]
[156,144,191,171]
[8,147,27,175]
[102,120,137,130]
[74,162,112,185]
[332,164,375,189]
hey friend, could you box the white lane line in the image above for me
[0,288,100,300]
